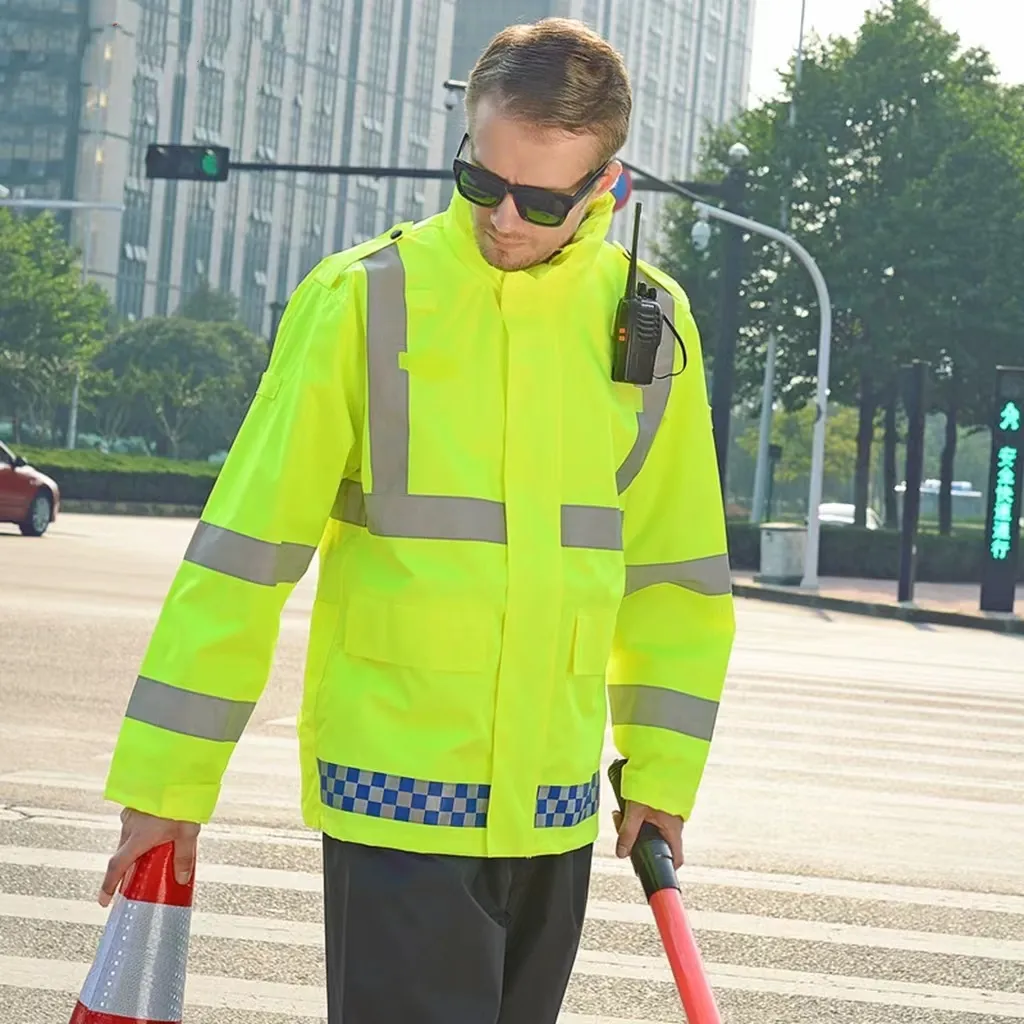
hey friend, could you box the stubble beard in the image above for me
[474,223,555,272]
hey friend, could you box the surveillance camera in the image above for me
[691,218,712,253]
[444,90,458,112]
[728,142,750,166]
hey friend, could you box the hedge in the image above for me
[727,521,1024,584]
[17,446,218,507]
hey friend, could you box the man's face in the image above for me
[465,96,622,272]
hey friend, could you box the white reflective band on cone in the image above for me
[77,896,190,1021]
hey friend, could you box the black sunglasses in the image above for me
[452,134,608,227]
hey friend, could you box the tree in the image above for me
[176,278,239,323]
[736,403,862,490]
[94,317,265,458]
[0,210,112,442]
[658,0,1024,529]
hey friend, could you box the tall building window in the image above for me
[195,67,225,139]
[355,184,378,240]
[117,74,160,319]
[138,0,169,69]
[204,0,232,59]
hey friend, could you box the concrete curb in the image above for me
[61,500,202,519]
[733,582,1024,636]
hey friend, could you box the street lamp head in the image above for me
[691,217,712,253]
[727,142,750,166]
[443,78,467,112]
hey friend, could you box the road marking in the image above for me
[0,954,327,1017]
[8,950,1024,1019]
[0,771,299,810]
[4,843,1024,915]
[575,951,1024,1016]
[719,719,1024,755]
[7,891,1024,963]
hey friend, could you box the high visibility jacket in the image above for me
[105,190,735,858]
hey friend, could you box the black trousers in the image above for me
[323,835,592,1024]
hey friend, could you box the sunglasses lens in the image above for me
[455,165,502,208]
[521,204,565,227]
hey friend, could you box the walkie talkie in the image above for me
[612,202,665,385]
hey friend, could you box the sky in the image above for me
[748,0,1024,106]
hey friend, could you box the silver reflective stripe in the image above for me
[609,683,719,742]
[126,676,254,743]
[625,553,732,597]
[364,244,409,494]
[344,244,665,550]
[77,897,189,1019]
[333,478,367,526]
[616,276,676,493]
[334,479,506,543]
[184,521,315,586]
[562,504,623,550]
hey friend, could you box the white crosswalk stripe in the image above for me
[3,616,1024,1023]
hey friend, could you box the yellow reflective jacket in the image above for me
[105,191,735,858]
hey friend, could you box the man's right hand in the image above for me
[99,808,201,907]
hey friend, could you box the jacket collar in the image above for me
[440,190,615,288]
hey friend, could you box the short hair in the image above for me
[466,18,632,165]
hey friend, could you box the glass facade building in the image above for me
[0,0,752,327]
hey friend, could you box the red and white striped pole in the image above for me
[69,842,193,1024]
[608,759,721,1024]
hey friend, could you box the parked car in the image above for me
[0,441,60,536]
[819,502,882,530]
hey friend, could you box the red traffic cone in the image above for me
[69,842,193,1023]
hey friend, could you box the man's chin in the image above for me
[476,232,544,272]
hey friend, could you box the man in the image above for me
[99,17,735,1024]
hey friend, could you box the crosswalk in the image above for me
[3,605,1024,1022]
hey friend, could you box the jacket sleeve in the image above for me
[608,278,736,822]
[104,266,364,823]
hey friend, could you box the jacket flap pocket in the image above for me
[572,609,619,676]
[343,594,496,673]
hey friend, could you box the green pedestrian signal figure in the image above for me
[1000,401,1021,433]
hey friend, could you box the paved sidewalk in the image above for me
[733,572,1024,634]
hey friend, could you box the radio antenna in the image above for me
[625,201,642,298]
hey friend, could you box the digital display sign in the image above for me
[981,368,1024,613]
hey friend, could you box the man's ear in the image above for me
[593,159,624,199]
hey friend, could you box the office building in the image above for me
[442,0,757,255]
[1,0,455,334]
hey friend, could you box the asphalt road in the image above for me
[2,513,1023,1023]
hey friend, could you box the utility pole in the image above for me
[751,0,808,524]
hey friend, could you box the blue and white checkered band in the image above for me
[535,772,601,828]
[318,761,490,828]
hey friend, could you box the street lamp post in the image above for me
[707,143,750,496]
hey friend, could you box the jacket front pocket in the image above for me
[342,593,499,674]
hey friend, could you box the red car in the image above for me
[0,441,60,536]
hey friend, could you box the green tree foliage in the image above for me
[92,317,266,459]
[658,0,1024,529]
[0,210,112,443]
[176,278,240,323]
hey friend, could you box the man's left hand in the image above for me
[613,802,684,870]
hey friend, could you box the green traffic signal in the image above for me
[200,151,220,178]
[145,144,231,182]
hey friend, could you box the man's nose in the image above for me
[490,195,523,233]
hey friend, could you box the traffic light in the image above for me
[145,144,230,182]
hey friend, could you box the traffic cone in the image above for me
[69,842,193,1023]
